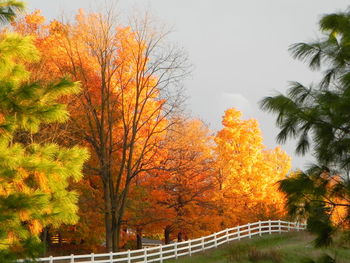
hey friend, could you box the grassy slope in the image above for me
[166,232,350,263]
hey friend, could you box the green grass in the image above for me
[166,232,350,263]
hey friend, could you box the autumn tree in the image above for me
[0,32,88,262]
[122,117,216,247]
[124,182,171,249]
[150,118,216,243]
[12,9,189,251]
[214,108,291,227]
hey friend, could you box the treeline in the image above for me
[0,3,291,261]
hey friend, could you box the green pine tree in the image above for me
[0,33,89,262]
[260,8,350,248]
[0,0,24,24]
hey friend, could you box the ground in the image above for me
[167,232,350,263]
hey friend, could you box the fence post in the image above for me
[258,221,262,236]
[226,229,229,242]
[237,226,240,240]
[91,253,95,263]
[109,251,113,263]
[144,248,147,263]
[201,237,205,251]
[70,254,74,263]
[175,242,178,259]
[160,245,163,263]
[278,220,281,234]
[127,250,131,263]
[189,240,192,256]
[268,220,271,235]
[297,222,299,232]
[49,256,53,263]
[214,233,217,247]
[248,223,251,238]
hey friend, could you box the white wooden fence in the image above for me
[29,220,306,263]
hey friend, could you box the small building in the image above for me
[141,238,163,249]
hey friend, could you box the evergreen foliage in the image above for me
[0,1,24,24]
[0,32,89,262]
[261,8,350,247]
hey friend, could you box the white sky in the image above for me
[27,0,350,169]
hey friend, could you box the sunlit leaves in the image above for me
[0,31,88,260]
[214,108,291,226]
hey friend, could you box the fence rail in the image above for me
[28,220,306,263]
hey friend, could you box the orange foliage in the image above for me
[214,108,291,227]
[10,10,293,251]
[153,118,216,241]
[11,9,170,250]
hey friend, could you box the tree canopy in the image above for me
[0,32,88,262]
[0,6,294,256]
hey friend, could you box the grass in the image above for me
[166,232,350,263]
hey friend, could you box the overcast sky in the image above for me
[27,0,350,169]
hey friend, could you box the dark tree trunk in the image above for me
[113,214,124,252]
[111,196,118,252]
[103,178,113,252]
[58,233,62,245]
[115,224,121,251]
[112,179,132,251]
[136,228,142,249]
[177,232,183,242]
[164,225,172,244]
[40,227,49,256]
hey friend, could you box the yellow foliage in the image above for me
[214,108,291,226]
[28,220,42,235]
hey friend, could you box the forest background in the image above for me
[0,1,291,258]
[4,1,350,262]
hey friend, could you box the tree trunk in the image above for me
[112,180,132,251]
[111,208,120,252]
[136,228,142,249]
[58,233,62,245]
[164,225,171,244]
[177,232,183,242]
[103,181,113,252]
[40,227,48,256]
[114,220,121,252]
